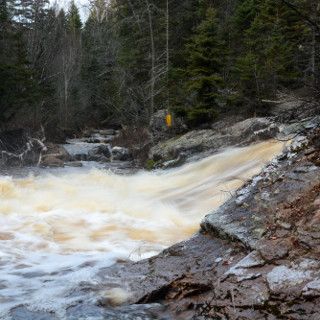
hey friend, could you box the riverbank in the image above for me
[97,126,320,319]
[0,96,320,319]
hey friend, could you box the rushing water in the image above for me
[0,140,284,318]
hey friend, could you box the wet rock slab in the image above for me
[149,117,279,164]
[11,308,59,320]
[201,135,320,249]
[98,232,246,318]
[11,304,169,320]
[98,129,320,319]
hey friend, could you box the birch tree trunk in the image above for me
[145,0,155,118]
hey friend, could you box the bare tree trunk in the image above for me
[62,53,69,126]
[166,0,169,76]
[145,0,155,118]
[166,0,169,109]
[312,26,316,88]
[126,0,141,31]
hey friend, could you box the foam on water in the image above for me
[0,140,284,316]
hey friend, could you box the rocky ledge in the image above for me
[148,97,320,169]
[98,126,320,319]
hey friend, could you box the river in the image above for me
[0,140,284,319]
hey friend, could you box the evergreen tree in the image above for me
[0,31,40,126]
[0,0,8,26]
[68,0,82,32]
[232,0,306,114]
[172,8,225,125]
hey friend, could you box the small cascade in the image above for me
[0,140,284,319]
[62,130,133,172]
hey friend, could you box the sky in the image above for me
[49,0,90,22]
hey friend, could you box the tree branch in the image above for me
[278,0,320,33]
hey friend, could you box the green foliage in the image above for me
[0,0,8,24]
[171,8,226,125]
[231,0,307,115]
[68,0,82,32]
[145,159,156,170]
[0,0,319,132]
[0,31,40,125]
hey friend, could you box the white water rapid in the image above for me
[0,141,284,318]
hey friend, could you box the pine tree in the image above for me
[0,0,45,128]
[0,0,8,26]
[68,0,82,32]
[0,31,40,126]
[172,7,225,125]
[232,0,306,114]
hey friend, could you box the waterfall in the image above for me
[0,140,283,317]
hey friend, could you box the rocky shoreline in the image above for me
[1,97,320,319]
[97,127,320,320]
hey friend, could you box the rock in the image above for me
[266,265,312,292]
[302,279,320,297]
[253,124,280,140]
[74,153,88,161]
[85,138,101,144]
[96,128,320,320]
[257,239,291,262]
[45,145,72,161]
[229,251,265,269]
[0,130,46,167]
[111,147,132,161]
[201,141,320,249]
[65,161,83,167]
[149,117,280,165]
[11,307,59,320]
[223,117,270,136]
[149,129,231,162]
[210,115,245,133]
[99,129,115,135]
[97,145,111,158]
[279,222,292,230]
[41,156,64,168]
[45,125,76,143]
[149,109,187,142]
[87,147,110,162]
[66,303,168,320]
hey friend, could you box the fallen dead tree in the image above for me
[0,129,47,167]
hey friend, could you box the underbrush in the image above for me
[111,126,153,166]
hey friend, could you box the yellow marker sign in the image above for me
[166,114,172,127]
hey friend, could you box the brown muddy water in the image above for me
[0,141,284,318]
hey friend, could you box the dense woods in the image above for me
[0,0,320,134]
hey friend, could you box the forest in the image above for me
[0,0,319,137]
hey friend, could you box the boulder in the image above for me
[149,117,280,164]
[65,161,83,167]
[149,109,187,142]
[149,129,236,162]
[40,156,64,168]
[97,145,111,158]
[223,117,270,136]
[74,154,88,161]
[45,144,72,161]
[87,151,106,162]
[87,145,111,162]
[99,129,115,135]
[0,130,46,167]
[111,146,132,161]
